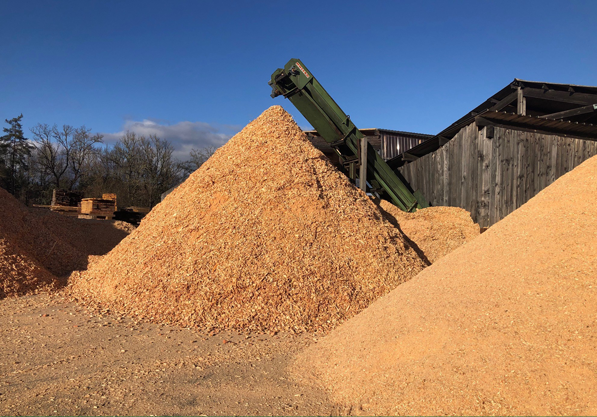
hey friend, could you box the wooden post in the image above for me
[359,137,367,191]
[517,87,527,116]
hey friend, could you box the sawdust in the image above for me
[0,235,57,299]
[112,220,137,234]
[376,199,480,263]
[0,187,132,299]
[69,106,427,333]
[0,189,58,298]
[28,209,132,260]
[294,154,597,415]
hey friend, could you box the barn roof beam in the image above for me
[538,104,597,120]
[522,87,597,106]
[402,152,419,162]
[488,91,518,112]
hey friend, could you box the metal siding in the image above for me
[382,134,425,160]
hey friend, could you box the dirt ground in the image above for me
[0,292,335,416]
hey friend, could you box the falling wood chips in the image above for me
[69,106,427,333]
[293,153,597,415]
[375,199,480,264]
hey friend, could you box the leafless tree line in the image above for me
[1,116,216,208]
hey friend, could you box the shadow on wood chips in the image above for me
[0,187,132,298]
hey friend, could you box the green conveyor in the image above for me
[269,58,427,212]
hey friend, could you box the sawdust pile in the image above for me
[0,187,132,288]
[69,106,427,333]
[0,235,57,299]
[294,154,597,415]
[376,199,480,263]
[0,189,57,297]
[28,209,131,261]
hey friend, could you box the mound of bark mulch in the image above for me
[294,154,597,415]
[69,106,427,333]
[376,199,480,263]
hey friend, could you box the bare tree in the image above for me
[27,123,184,208]
[181,146,217,175]
[68,126,103,189]
[110,131,144,206]
[139,134,182,207]
[107,132,183,207]
[30,123,73,189]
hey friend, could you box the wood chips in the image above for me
[376,199,480,263]
[69,106,427,333]
[294,154,597,415]
[0,235,56,299]
[0,188,57,297]
[0,187,132,298]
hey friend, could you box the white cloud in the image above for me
[100,119,240,161]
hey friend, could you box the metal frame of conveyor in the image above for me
[269,58,428,212]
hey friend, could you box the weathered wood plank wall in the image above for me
[399,124,597,227]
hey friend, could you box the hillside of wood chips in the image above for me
[294,154,597,415]
[69,106,427,333]
[0,235,57,299]
[0,189,58,298]
[376,199,480,263]
[28,209,132,260]
[0,187,132,298]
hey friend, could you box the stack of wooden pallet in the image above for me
[50,189,83,217]
[102,193,117,206]
[79,194,117,220]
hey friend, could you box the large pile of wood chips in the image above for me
[0,189,57,298]
[376,199,480,263]
[294,154,597,415]
[69,106,427,333]
[0,187,133,298]
[0,236,57,299]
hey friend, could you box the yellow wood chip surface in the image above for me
[69,106,427,333]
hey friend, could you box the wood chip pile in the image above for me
[0,187,132,287]
[376,199,480,263]
[0,188,58,298]
[29,210,132,259]
[69,106,427,333]
[294,154,597,415]
[0,236,57,299]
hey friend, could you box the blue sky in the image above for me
[1,0,596,159]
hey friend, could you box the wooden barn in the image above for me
[390,79,597,228]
